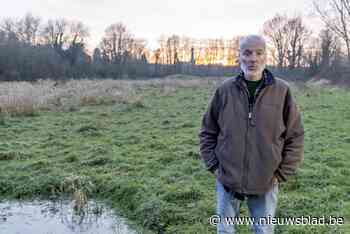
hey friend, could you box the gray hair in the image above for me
[239,35,266,51]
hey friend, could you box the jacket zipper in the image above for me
[239,85,250,193]
[240,81,265,193]
[248,86,262,123]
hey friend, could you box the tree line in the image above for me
[1,0,350,81]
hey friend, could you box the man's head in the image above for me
[239,35,267,80]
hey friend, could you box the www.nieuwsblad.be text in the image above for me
[209,215,345,226]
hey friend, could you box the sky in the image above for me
[1,0,320,51]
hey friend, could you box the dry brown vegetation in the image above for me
[0,77,224,116]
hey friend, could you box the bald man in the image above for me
[199,35,304,234]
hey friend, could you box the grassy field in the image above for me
[0,76,349,233]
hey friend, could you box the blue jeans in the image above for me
[216,178,278,234]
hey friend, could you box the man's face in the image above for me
[239,41,267,80]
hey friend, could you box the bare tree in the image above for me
[284,16,310,69]
[41,18,90,65]
[129,38,147,61]
[157,35,167,64]
[303,36,321,71]
[319,27,339,68]
[69,21,89,46]
[19,13,41,44]
[41,18,69,50]
[263,14,310,69]
[154,48,161,64]
[263,14,289,68]
[314,0,350,62]
[0,18,18,41]
[226,37,240,66]
[167,35,180,64]
[100,22,133,64]
[179,36,192,63]
[42,19,88,48]
[0,13,41,46]
[67,20,90,65]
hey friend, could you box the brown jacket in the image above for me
[199,69,304,194]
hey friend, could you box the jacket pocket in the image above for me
[272,143,283,166]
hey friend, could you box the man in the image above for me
[199,35,304,234]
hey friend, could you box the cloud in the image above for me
[0,0,312,50]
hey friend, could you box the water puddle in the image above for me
[0,199,138,234]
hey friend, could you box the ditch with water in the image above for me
[0,199,140,234]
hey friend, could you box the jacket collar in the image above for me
[235,68,275,87]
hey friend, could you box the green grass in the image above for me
[0,80,349,233]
